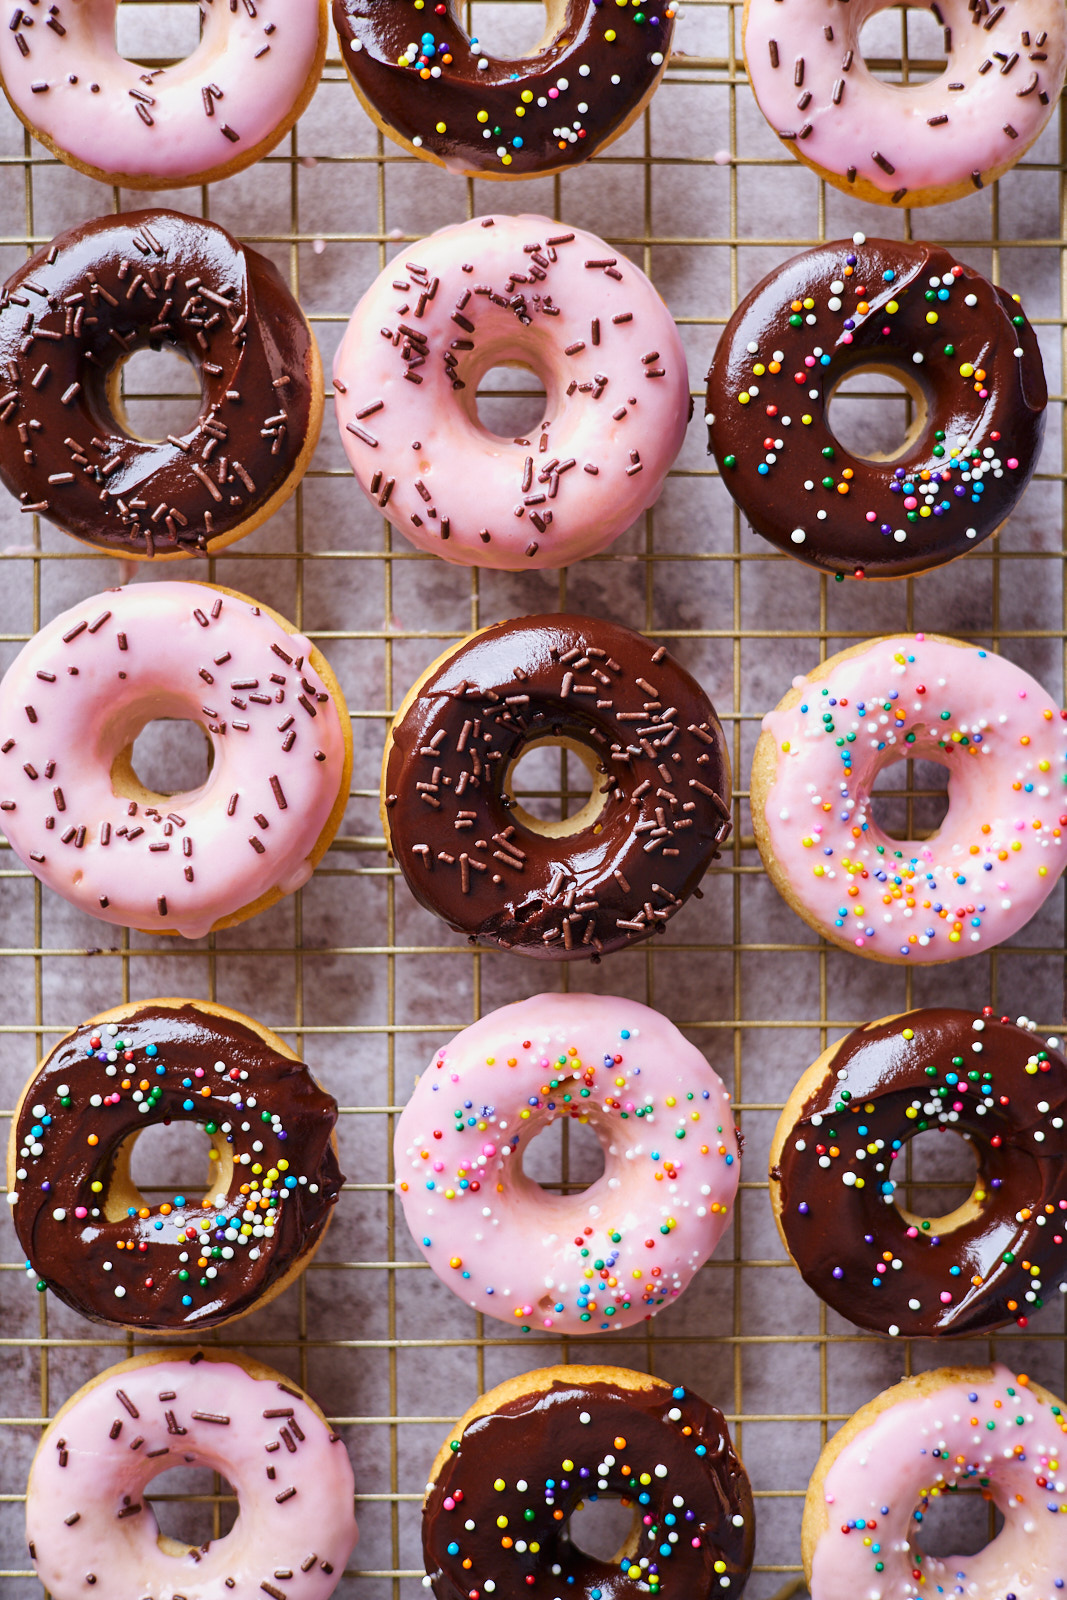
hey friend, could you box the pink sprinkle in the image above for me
[1007,457,1019,469]
[854,936,865,947]
[904,496,918,510]
[940,1291,953,1304]
[804,355,816,368]
[521,1303,532,1314]
[866,511,876,522]
[433,1160,444,1172]
[548,86,559,97]
[74,1206,87,1219]
[841,332,853,344]
[194,1066,204,1078]
[915,632,925,641]
[692,1537,702,1547]
[543,1317,553,1327]
[906,1226,918,1237]
[443,1497,456,1511]
[482,1143,496,1156]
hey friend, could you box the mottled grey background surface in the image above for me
[0,2,1065,1596]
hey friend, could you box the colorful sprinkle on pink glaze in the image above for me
[758,634,1067,961]
[395,993,740,1334]
[809,1366,1067,1600]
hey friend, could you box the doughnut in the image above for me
[395,993,741,1334]
[333,214,690,571]
[802,1364,1067,1599]
[751,632,1067,963]
[770,1006,1067,1338]
[743,0,1067,207]
[0,580,352,938]
[423,1364,754,1599]
[381,614,731,958]
[25,1346,358,1600]
[332,0,673,177]
[705,234,1047,580]
[7,998,344,1333]
[0,208,323,560]
[0,1,327,188]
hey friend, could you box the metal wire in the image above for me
[0,2,1066,1596]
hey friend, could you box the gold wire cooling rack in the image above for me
[1,2,1067,1596]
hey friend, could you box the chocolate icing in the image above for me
[705,238,1046,579]
[333,0,673,176]
[10,1003,343,1330]
[423,1374,754,1599]
[0,208,317,556]
[382,613,731,959]
[772,1007,1067,1337]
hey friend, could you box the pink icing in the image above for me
[394,992,740,1334]
[333,214,690,570]
[0,581,348,939]
[27,1353,358,1600]
[759,634,1067,960]
[745,0,1066,200]
[0,0,323,184]
[809,1365,1067,1599]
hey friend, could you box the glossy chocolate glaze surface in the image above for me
[382,614,731,959]
[0,208,316,556]
[423,1374,754,1599]
[706,238,1046,578]
[772,1008,1067,1336]
[11,1003,343,1330]
[333,0,673,176]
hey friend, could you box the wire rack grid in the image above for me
[0,1,1066,1596]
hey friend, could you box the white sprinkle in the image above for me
[790,528,806,544]
[965,526,978,539]
[650,50,664,63]
[667,1408,682,1421]
[887,1325,900,1337]
[478,58,489,69]
[908,1298,921,1310]
[654,1464,668,1477]
[57,1085,70,1097]
[579,63,590,75]
[350,36,363,50]
[965,293,977,306]
[852,231,866,245]
[579,1412,591,1424]
[610,73,621,84]
[912,352,924,364]
[114,1285,126,1298]
[893,529,907,542]
[412,135,423,146]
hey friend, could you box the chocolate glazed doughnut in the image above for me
[7,1000,344,1332]
[381,614,732,959]
[423,1365,755,1600]
[769,1007,1067,1338]
[0,208,322,558]
[333,0,673,177]
[706,236,1046,579]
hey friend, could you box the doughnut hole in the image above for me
[110,346,205,446]
[115,2,203,68]
[894,1127,981,1231]
[869,757,950,841]
[119,717,214,800]
[910,1484,1002,1559]
[566,1493,641,1561]
[466,0,557,58]
[522,1113,607,1194]
[826,366,928,464]
[858,4,947,86]
[125,1119,231,1209]
[505,736,600,833]
[472,362,549,442]
[145,1462,239,1552]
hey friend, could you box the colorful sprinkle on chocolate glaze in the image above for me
[423,1370,754,1599]
[9,1004,343,1331]
[333,0,673,175]
[773,1007,1067,1337]
[706,236,1045,579]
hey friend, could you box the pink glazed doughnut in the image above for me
[743,0,1067,208]
[751,633,1067,963]
[394,993,740,1334]
[25,1347,358,1600]
[802,1364,1067,1600]
[0,581,352,938]
[333,213,690,570]
[0,0,328,188]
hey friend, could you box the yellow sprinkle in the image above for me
[605,27,616,37]
[781,739,791,752]
[738,391,751,405]
[477,110,488,122]
[960,362,975,378]
[886,300,899,314]
[926,311,938,324]
[801,413,812,425]
[516,106,525,116]
[521,89,533,102]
